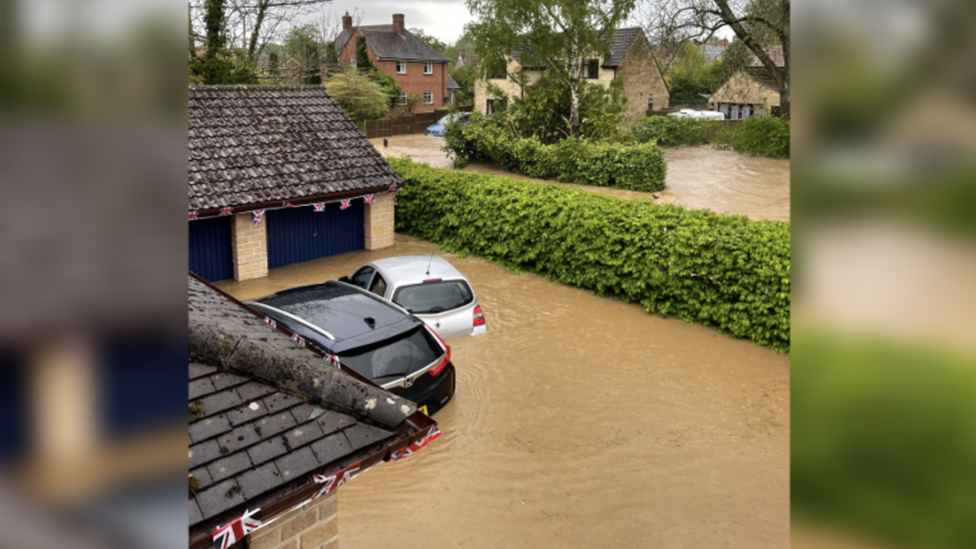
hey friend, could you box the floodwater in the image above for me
[369,135,790,222]
[215,233,790,549]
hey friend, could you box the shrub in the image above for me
[389,158,790,352]
[631,116,711,147]
[714,116,790,158]
[444,113,668,192]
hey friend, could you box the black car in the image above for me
[246,281,455,415]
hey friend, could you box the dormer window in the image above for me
[424,62,433,75]
[396,61,407,74]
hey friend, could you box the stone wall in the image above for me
[249,492,339,549]
[473,57,542,114]
[232,213,268,282]
[364,192,395,251]
[616,34,671,124]
[709,70,780,109]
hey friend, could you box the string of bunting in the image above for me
[191,188,400,221]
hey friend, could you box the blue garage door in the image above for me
[267,202,364,269]
[189,216,234,282]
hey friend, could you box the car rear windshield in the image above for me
[340,326,443,380]
[392,280,474,315]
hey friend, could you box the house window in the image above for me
[647,98,654,112]
[423,92,433,105]
[396,61,407,74]
[486,99,505,115]
[398,92,408,106]
[350,56,357,69]
[424,62,433,75]
[582,59,599,79]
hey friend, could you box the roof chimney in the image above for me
[721,38,728,47]
[342,11,352,31]
[392,13,405,36]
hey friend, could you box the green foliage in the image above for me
[792,331,976,547]
[449,65,476,105]
[631,116,711,147]
[368,67,404,108]
[409,28,448,53]
[714,116,790,158]
[444,112,667,192]
[665,41,725,105]
[389,158,790,352]
[355,36,370,72]
[283,24,321,84]
[324,68,390,123]
[188,0,258,85]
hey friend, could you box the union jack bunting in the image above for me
[220,206,234,216]
[363,194,374,204]
[282,201,294,208]
[313,203,326,212]
[290,333,304,346]
[340,199,352,210]
[388,183,398,191]
[252,209,265,226]
[311,461,362,501]
[189,210,199,220]
[393,195,398,205]
[391,426,441,461]
[263,316,276,329]
[212,508,262,549]
[325,354,341,368]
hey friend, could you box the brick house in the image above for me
[473,27,670,123]
[188,86,401,283]
[333,13,451,114]
[188,275,439,549]
[708,45,786,118]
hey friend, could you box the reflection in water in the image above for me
[215,234,790,549]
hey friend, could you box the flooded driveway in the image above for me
[370,135,790,222]
[215,234,790,549]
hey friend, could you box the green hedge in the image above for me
[714,116,791,158]
[444,114,667,193]
[631,116,711,147]
[390,158,790,352]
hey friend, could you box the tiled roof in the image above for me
[745,66,781,90]
[448,75,461,90]
[188,275,419,533]
[701,43,727,61]
[335,26,449,63]
[188,86,401,212]
[510,27,645,69]
[751,45,785,67]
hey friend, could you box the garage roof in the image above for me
[188,86,401,213]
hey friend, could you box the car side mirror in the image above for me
[338,276,350,283]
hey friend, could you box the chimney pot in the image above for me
[393,13,405,36]
[342,12,352,31]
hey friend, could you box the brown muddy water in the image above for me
[369,135,790,222]
[215,233,789,548]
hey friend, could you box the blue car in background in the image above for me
[425,112,471,137]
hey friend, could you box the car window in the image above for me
[350,266,374,289]
[369,273,388,297]
[437,115,451,125]
[392,280,474,314]
[341,327,442,379]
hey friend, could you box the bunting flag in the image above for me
[325,354,341,368]
[390,426,441,461]
[311,461,362,501]
[220,206,234,216]
[290,333,305,346]
[212,508,262,549]
[313,203,326,212]
[393,195,398,206]
[282,201,294,208]
[388,183,398,191]
[252,209,265,226]
[339,199,352,210]
[363,194,374,205]
[189,210,199,220]
[263,316,276,329]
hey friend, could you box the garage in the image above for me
[188,216,233,282]
[267,201,365,270]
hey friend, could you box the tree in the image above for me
[410,28,448,54]
[189,0,258,84]
[355,35,370,71]
[641,0,789,117]
[283,24,322,84]
[325,68,391,124]
[466,0,637,138]
[666,40,724,104]
[450,65,476,105]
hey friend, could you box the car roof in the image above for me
[254,281,418,342]
[367,256,467,286]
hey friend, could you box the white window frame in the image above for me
[423,91,433,105]
[350,56,357,69]
[424,62,433,75]
[398,92,408,106]
[396,61,407,74]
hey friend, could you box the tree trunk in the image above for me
[779,88,790,119]
[247,0,269,63]
[569,82,580,138]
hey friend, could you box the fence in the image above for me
[365,106,474,139]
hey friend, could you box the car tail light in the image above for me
[473,305,486,327]
[426,326,451,377]
[423,278,442,283]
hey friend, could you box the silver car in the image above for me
[343,256,487,341]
